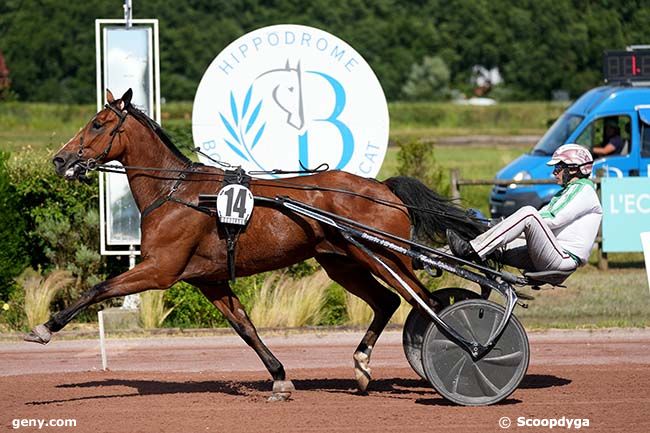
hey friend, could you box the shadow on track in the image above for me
[26,376,430,405]
[26,374,570,406]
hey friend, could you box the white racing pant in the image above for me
[470,206,578,272]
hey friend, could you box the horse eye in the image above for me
[92,121,102,130]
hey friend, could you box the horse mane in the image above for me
[125,103,192,165]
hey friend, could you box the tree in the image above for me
[401,56,451,101]
[0,0,648,102]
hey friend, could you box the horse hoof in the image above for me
[268,380,294,402]
[24,324,52,345]
[353,351,372,392]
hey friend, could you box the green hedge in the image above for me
[0,152,28,298]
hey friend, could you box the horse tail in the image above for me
[383,176,487,244]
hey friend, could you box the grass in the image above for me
[415,255,650,329]
[18,268,75,329]
[344,290,415,327]
[249,269,331,328]
[0,102,95,153]
[139,290,174,329]
[1,101,557,153]
[376,143,532,214]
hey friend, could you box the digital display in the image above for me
[604,50,650,82]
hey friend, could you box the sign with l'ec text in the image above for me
[601,177,650,252]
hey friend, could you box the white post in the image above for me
[641,232,650,294]
[98,310,108,370]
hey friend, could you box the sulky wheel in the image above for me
[421,299,529,406]
[402,288,480,380]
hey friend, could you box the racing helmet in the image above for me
[546,143,593,176]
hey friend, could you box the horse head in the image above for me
[53,88,133,180]
[257,60,305,130]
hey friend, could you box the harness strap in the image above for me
[221,168,252,281]
[141,197,167,219]
[141,163,216,219]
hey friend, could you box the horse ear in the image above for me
[117,88,133,111]
[106,89,115,103]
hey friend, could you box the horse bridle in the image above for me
[76,103,128,170]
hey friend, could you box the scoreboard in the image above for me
[604,50,650,83]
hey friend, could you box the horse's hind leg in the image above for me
[316,254,401,392]
[192,279,294,401]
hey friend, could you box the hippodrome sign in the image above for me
[192,24,389,178]
[601,177,650,252]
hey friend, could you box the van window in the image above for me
[640,108,650,157]
[575,115,631,157]
[642,126,650,157]
[532,113,583,155]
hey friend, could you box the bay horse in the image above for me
[26,89,485,400]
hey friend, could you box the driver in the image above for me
[447,143,602,273]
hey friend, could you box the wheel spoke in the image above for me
[481,351,524,367]
[430,337,463,352]
[457,309,480,342]
[447,354,468,394]
[488,308,502,339]
[473,363,501,396]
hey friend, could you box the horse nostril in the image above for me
[52,156,65,170]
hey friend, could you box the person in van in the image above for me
[591,117,623,157]
[447,144,602,274]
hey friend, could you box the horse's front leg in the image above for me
[191,279,295,401]
[24,259,180,344]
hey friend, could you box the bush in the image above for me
[6,149,115,322]
[0,284,26,331]
[0,151,28,298]
[396,141,447,195]
[163,282,229,328]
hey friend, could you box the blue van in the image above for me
[490,85,650,217]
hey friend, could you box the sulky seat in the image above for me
[523,269,574,287]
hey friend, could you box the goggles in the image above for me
[552,162,574,175]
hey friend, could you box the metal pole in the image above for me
[129,244,136,270]
[123,0,133,29]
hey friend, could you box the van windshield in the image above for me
[531,113,584,155]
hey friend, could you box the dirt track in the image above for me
[1,328,649,432]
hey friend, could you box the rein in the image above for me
[89,161,487,224]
